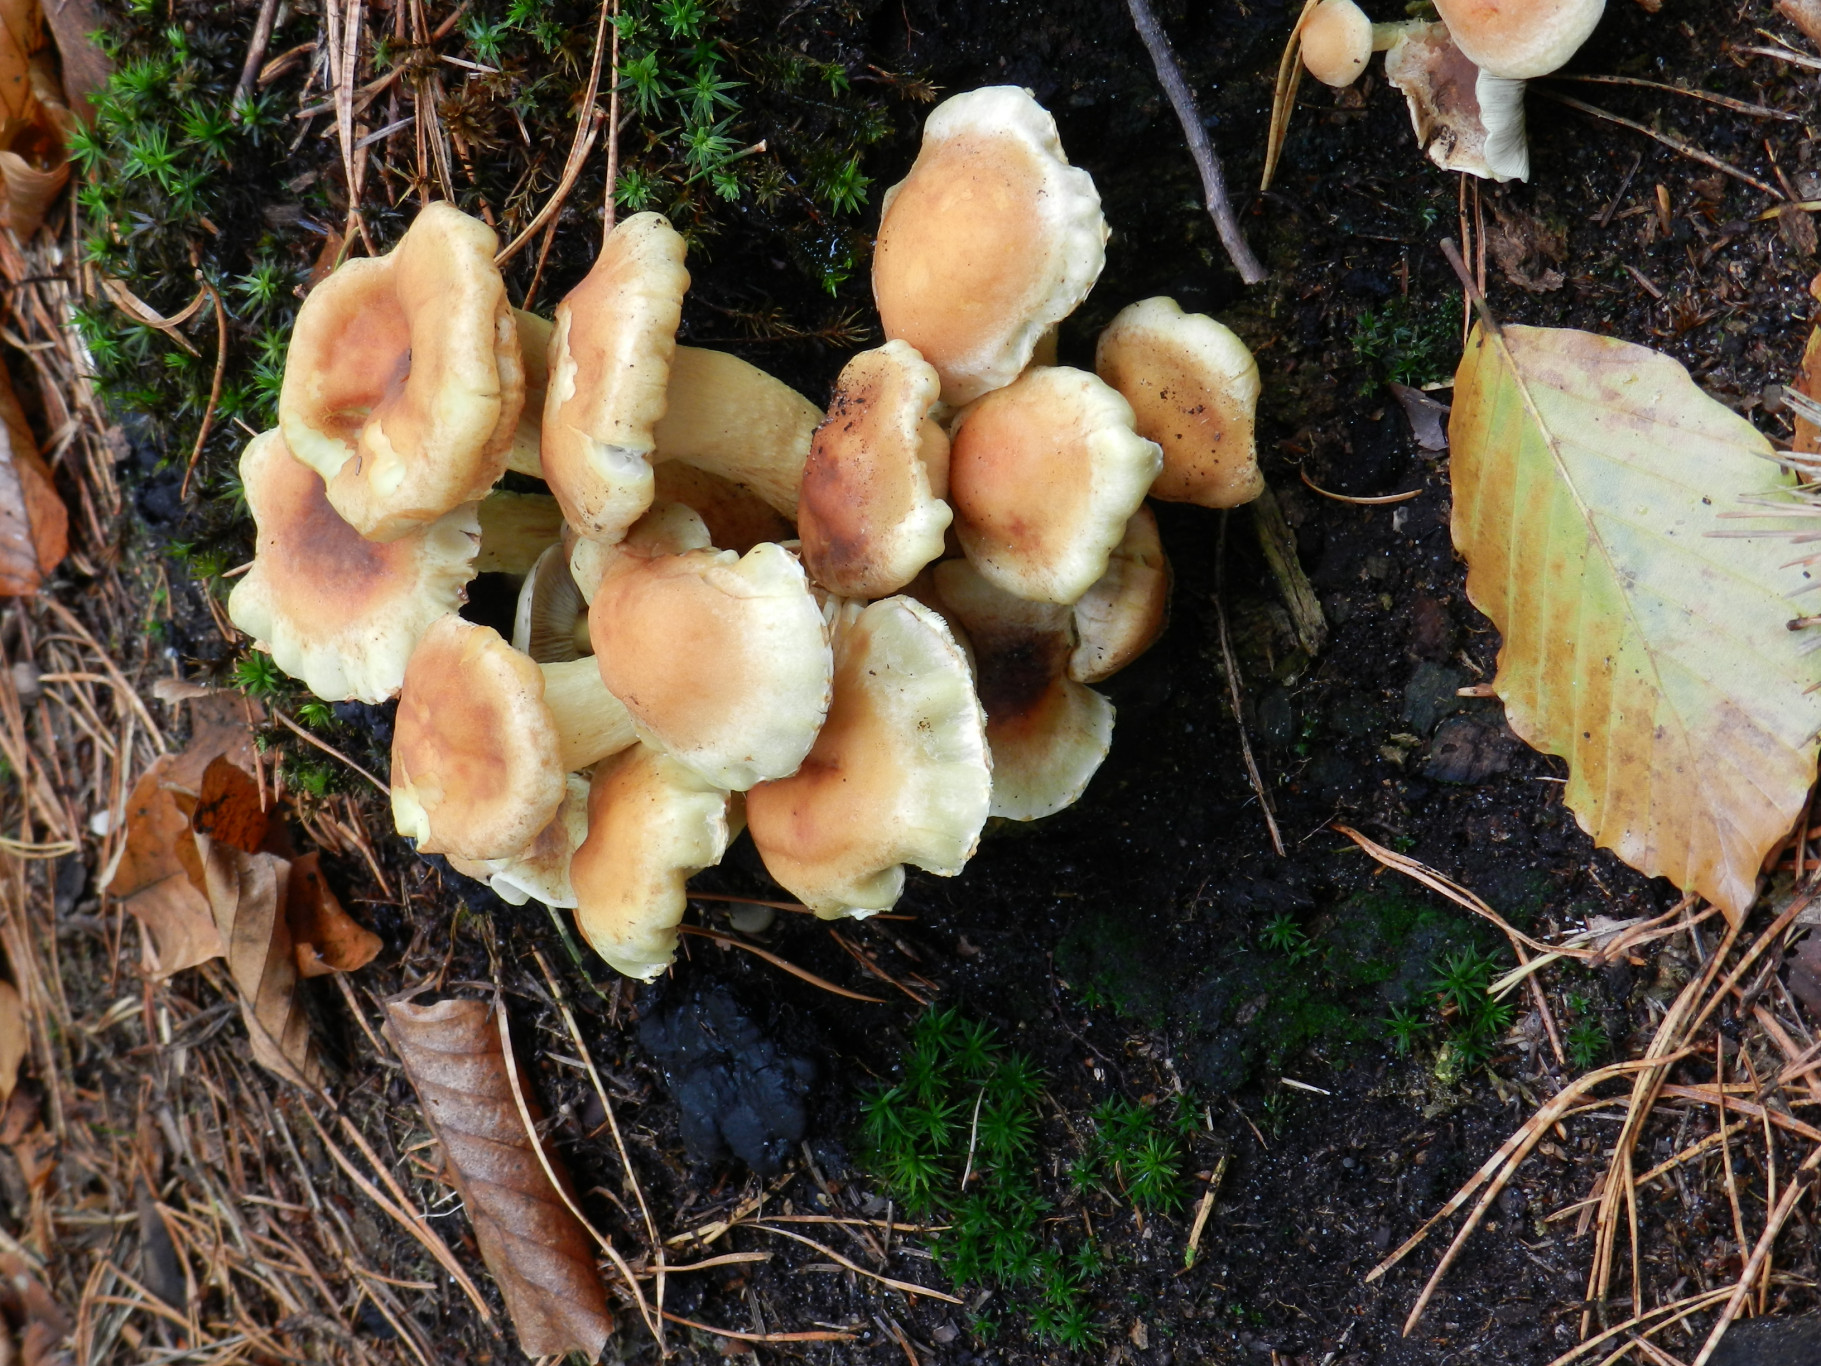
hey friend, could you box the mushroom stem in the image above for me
[475,490,564,575]
[1475,72,1530,182]
[540,658,637,772]
[653,347,823,518]
[505,309,553,477]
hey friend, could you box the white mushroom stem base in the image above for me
[1475,72,1530,182]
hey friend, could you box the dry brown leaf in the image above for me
[287,852,379,978]
[1780,0,1821,46]
[0,983,24,1107]
[0,361,62,596]
[1451,323,1821,921]
[0,0,66,239]
[36,0,107,126]
[384,997,612,1361]
[0,1247,70,1366]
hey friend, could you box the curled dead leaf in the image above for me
[383,997,612,1361]
[0,360,62,597]
[287,852,379,978]
[0,3,67,239]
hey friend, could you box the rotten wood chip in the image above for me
[383,997,613,1361]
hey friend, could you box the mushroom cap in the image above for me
[227,429,480,704]
[588,541,833,790]
[542,212,690,541]
[933,559,1114,821]
[513,544,593,663]
[746,596,991,916]
[873,86,1107,406]
[570,744,732,980]
[1070,506,1171,684]
[1302,0,1373,86]
[1384,22,1508,181]
[446,772,590,908]
[653,347,823,518]
[1095,297,1263,509]
[280,202,523,541]
[1432,0,1604,78]
[947,365,1162,605]
[569,500,713,605]
[652,462,794,553]
[799,340,954,600]
[390,614,567,860]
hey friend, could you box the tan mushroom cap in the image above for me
[1432,0,1604,78]
[569,499,713,605]
[653,347,823,518]
[1095,297,1262,510]
[589,541,833,790]
[571,744,733,980]
[513,544,593,663]
[948,365,1161,605]
[799,340,953,600]
[280,202,523,541]
[1070,506,1170,684]
[873,85,1108,406]
[933,559,1113,821]
[542,212,690,542]
[1302,0,1373,86]
[446,772,590,908]
[746,597,990,917]
[391,615,636,860]
[228,430,479,704]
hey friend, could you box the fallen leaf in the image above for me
[1779,0,1821,47]
[1450,323,1821,922]
[1488,202,1567,294]
[383,997,612,1361]
[0,361,62,596]
[0,0,68,239]
[286,852,379,978]
[193,826,317,1087]
[37,0,109,127]
[0,982,24,1106]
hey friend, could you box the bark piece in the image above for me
[383,997,611,1361]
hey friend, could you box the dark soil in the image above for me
[101,0,1821,1362]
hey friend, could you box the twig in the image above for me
[827,928,928,1004]
[603,0,621,246]
[1537,90,1781,198]
[659,1310,855,1343]
[1182,1152,1228,1270]
[1261,0,1317,192]
[1214,512,1283,855]
[235,0,283,109]
[178,278,228,501]
[1298,471,1423,505]
[1691,1142,1821,1366]
[676,925,886,1003]
[1542,73,1799,122]
[1123,0,1266,284]
[742,1222,963,1304]
[271,709,390,795]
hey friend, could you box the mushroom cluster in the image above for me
[1302,0,1605,182]
[228,84,1265,982]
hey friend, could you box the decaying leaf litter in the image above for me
[11,0,1821,1361]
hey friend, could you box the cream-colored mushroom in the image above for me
[1070,507,1170,684]
[446,773,590,908]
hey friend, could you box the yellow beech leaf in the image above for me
[1450,323,1821,923]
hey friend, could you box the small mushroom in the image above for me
[1432,0,1606,181]
[873,85,1107,406]
[570,743,734,981]
[588,541,833,791]
[512,544,593,663]
[390,614,637,861]
[1300,0,1428,87]
[799,340,953,600]
[745,596,991,917]
[1070,507,1171,684]
[1095,297,1262,510]
[947,365,1162,606]
[932,559,1114,821]
[227,429,479,704]
[279,202,524,541]
[541,212,690,543]
[446,773,590,908]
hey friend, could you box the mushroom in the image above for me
[568,499,713,605]
[1070,507,1170,684]
[279,202,524,541]
[474,490,566,575]
[588,541,833,791]
[504,308,553,477]
[652,347,824,520]
[1384,23,1504,181]
[798,340,953,600]
[1432,0,1606,181]
[570,743,734,981]
[652,462,793,553]
[947,365,1162,606]
[932,559,1113,821]
[227,429,479,704]
[541,212,690,543]
[512,544,593,663]
[745,596,991,917]
[446,773,590,908]
[390,614,637,861]
[1094,297,1262,510]
[873,85,1108,406]
[1299,0,1428,87]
